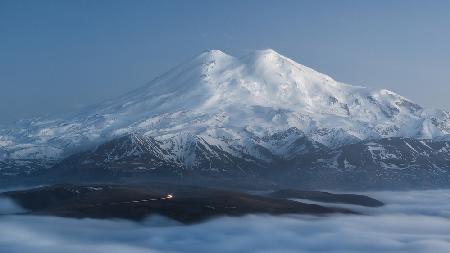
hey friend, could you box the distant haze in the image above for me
[1,0,450,125]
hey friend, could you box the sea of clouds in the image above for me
[1,190,450,253]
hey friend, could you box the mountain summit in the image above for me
[2,49,449,160]
[1,49,450,189]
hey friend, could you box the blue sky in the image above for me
[1,0,450,124]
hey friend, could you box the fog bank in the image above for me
[1,190,450,253]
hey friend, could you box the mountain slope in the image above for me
[33,133,450,190]
[1,49,450,189]
[298,138,450,189]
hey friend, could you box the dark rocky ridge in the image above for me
[1,184,361,223]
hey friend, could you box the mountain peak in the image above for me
[253,48,283,56]
[196,49,232,61]
[1,49,449,162]
[241,48,287,61]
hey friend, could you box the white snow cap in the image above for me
[1,49,449,160]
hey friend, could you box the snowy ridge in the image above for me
[1,49,450,163]
[300,138,450,189]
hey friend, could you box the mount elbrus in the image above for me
[1,49,450,189]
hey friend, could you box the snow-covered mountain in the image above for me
[1,49,450,189]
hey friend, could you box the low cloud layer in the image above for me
[0,198,25,214]
[1,190,450,253]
